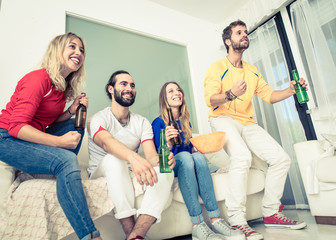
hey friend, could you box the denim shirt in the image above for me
[151,117,193,154]
[151,117,219,173]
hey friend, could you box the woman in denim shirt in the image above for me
[152,82,244,240]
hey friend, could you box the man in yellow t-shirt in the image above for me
[204,20,307,240]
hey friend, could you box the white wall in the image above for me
[0,0,225,133]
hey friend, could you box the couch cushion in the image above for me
[78,132,90,180]
[0,160,15,212]
[316,156,336,183]
[173,168,265,203]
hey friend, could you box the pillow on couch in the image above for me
[190,131,226,154]
[0,160,15,212]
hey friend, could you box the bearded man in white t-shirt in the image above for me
[88,70,175,240]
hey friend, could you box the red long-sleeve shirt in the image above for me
[0,69,66,137]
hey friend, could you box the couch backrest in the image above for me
[78,131,268,177]
[78,132,90,180]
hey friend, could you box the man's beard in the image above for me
[232,39,249,52]
[114,89,136,107]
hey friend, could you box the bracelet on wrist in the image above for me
[68,108,75,115]
[225,89,235,102]
[229,89,237,99]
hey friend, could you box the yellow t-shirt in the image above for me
[204,57,273,126]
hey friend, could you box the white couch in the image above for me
[0,134,267,240]
[294,140,336,225]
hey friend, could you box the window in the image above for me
[291,0,336,134]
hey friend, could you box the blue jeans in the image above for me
[0,119,99,240]
[174,151,220,224]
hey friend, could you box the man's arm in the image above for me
[142,140,176,170]
[209,79,247,107]
[269,78,307,104]
[209,93,228,107]
[93,130,158,186]
[269,88,294,104]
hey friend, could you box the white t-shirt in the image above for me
[88,107,153,173]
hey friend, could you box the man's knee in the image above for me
[101,154,126,172]
[230,150,253,171]
[156,170,174,186]
[275,151,291,169]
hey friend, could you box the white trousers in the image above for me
[210,116,291,226]
[90,153,174,223]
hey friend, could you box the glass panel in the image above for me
[66,15,198,132]
[291,0,336,133]
[309,0,336,93]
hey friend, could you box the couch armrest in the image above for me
[294,140,325,164]
[316,156,336,183]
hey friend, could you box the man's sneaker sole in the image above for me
[222,235,246,240]
[264,221,307,230]
[192,237,223,240]
[245,234,263,240]
[247,234,263,240]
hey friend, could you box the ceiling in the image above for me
[149,0,250,25]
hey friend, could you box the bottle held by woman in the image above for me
[75,93,87,130]
[167,107,181,146]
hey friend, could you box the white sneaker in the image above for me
[212,219,245,240]
[192,222,226,240]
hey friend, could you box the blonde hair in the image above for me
[41,32,86,101]
[159,82,192,144]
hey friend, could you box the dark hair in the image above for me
[105,70,130,100]
[222,20,247,53]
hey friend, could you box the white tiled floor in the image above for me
[169,210,336,240]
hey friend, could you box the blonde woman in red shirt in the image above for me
[0,32,101,240]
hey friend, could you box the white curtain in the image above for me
[219,0,291,31]
[291,0,336,136]
[244,19,308,208]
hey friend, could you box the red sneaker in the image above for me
[264,205,307,229]
[232,224,263,240]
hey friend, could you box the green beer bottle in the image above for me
[158,129,171,173]
[292,70,309,104]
